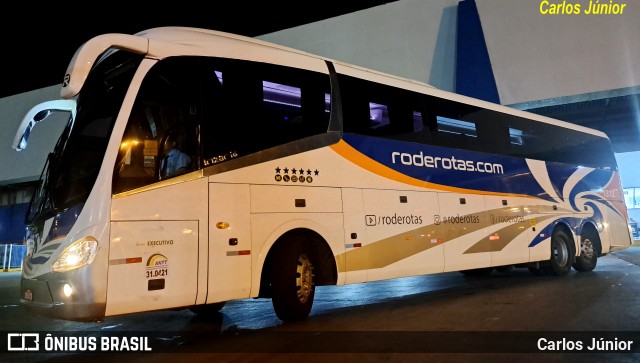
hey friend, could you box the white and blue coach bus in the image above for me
[13,27,632,322]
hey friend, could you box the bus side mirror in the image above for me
[13,99,77,151]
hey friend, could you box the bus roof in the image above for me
[62,26,609,140]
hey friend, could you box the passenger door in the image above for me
[207,182,252,302]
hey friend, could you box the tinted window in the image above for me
[113,56,333,194]
[113,57,201,194]
[200,58,331,166]
[338,74,616,169]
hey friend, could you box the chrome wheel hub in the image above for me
[296,254,313,303]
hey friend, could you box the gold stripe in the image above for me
[464,222,528,254]
[338,211,488,272]
[464,212,560,254]
[341,226,441,272]
[338,205,574,272]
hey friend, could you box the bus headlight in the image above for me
[52,237,98,272]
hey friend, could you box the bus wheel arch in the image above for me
[545,223,575,276]
[259,228,337,321]
[573,222,601,272]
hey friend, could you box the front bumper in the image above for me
[20,275,105,322]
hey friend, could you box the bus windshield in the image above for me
[26,50,144,224]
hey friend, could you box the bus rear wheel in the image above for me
[545,229,574,276]
[271,239,315,321]
[573,232,598,272]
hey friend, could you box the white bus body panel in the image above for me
[250,185,343,214]
[484,196,535,267]
[107,177,208,315]
[439,193,491,272]
[603,205,631,250]
[362,189,444,282]
[107,220,198,315]
[341,188,368,284]
[207,183,252,302]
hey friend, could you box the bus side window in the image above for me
[300,81,331,134]
[200,57,331,166]
[203,62,263,159]
[339,75,369,134]
[113,103,159,194]
[340,75,416,138]
[258,65,331,147]
[113,57,202,193]
[261,76,330,142]
[159,124,196,179]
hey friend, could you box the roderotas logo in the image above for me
[391,151,504,174]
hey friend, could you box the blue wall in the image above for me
[0,203,28,244]
[455,0,500,104]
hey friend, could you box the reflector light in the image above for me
[63,284,73,297]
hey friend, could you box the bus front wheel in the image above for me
[546,229,574,276]
[271,239,315,321]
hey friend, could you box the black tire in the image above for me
[546,229,574,276]
[189,301,227,317]
[573,231,598,272]
[459,267,493,276]
[271,239,315,321]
